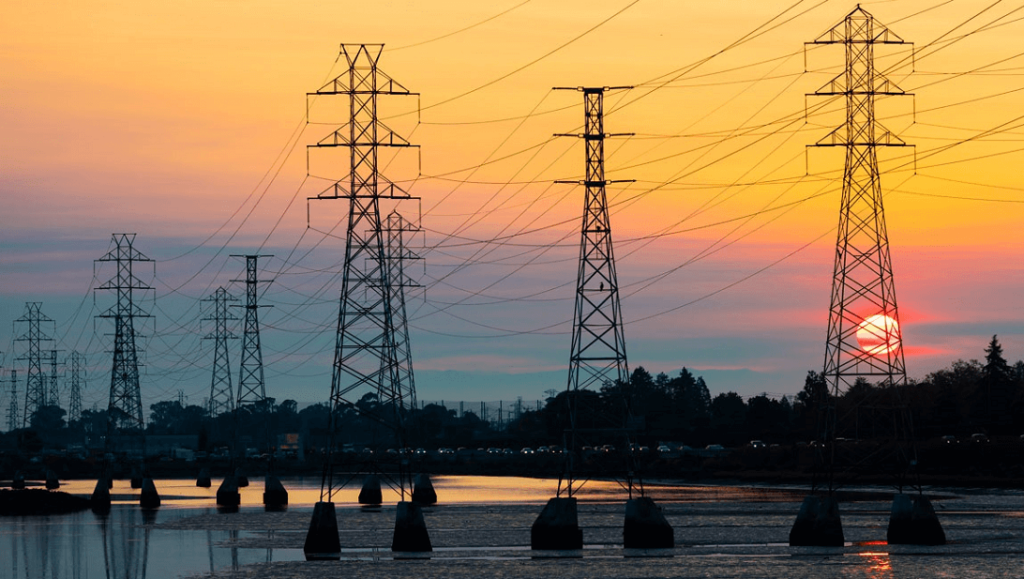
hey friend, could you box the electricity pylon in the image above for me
[7,370,17,432]
[202,287,238,417]
[384,211,421,411]
[67,351,84,423]
[96,233,153,435]
[48,349,61,409]
[307,44,419,502]
[231,256,272,409]
[15,302,54,427]
[808,5,914,490]
[554,86,633,497]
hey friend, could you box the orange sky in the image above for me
[1,0,1022,408]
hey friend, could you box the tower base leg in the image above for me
[216,476,240,508]
[412,474,437,505]
[263,475,288,510]
[196,468,211,488]
[887,494,945,545]
[304,501,341,560]
[140,478,161,509]
[392,501,432,552]
[789,495,843,546]
[531,497,583,550]
[358,475,382,505]
[91,477,111,513]
[624,497,674,549]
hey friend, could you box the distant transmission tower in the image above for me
[96,233,153,433]
[554,86,633,497]
[203,287,238,417]
[307,44,419,501]
[231,255,272,408]
[15,302,55,427]
[7,370,18,432]
[384,211,421,411]
[68,351,84,423]
[48,349,61,409]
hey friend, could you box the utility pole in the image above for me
[15,302,54,427]
[231,256,272,409]
[95,233,153,435]
[67,351,84,423]
[554,86,633,498]
[203,287,238,417]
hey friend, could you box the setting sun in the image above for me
[856,314,901,356]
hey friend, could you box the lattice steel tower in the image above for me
[15,302,54,427]
[7,370,17,432]
[307,44,418,501]
[48,349,61,409]
[554,86,633,496]
[809,7,913,481]
[203,287,238,416]
[67,351,84,423]
[231,255,272,408]
[96,233,153,432]
[384,211,421,411]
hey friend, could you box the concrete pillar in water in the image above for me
[392,500,432,552]
[411,473,437,505]
[91,477,111,512]
[196,468,211,488]
[140,478,161,509]
[303,501,341,560]
[358,474,382,505]
[45,469,60,490]
[263,475,288,510]
[623,497,674,549]
[531,497,583,550]
[789,495,844,546]
[12,471,25,490]
[216,475,240,508]
[887,494,945,545]
[235,467,249,488]
[130,466,143,489]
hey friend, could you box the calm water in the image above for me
[1,476,1021,578]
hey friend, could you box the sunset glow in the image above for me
[856,314,902,357]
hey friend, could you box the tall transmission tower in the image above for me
[7,370,18,432]
[554,86,633,497]
[15,302,55,427]
[384,211,421,411]
[231,255,272,408]
[809,6,913,485]
[307,44,419,501]
[202,287,238,417]
[67,351,84,423]
[96,233,153,433]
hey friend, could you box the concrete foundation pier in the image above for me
[216,475,241,508]
[392,500,432,552]
[263,475,288,510]
[91,477,111,512]
[303,501,341,561]
[235,467,249,488]
[531,497,583,550]
[623,497,674,549]
[789,495,844,546]
[139,478,161,509]
[411,474,437,505]
[196,468,211,488]
[130,467,143,489]
[12,471,25,490]
[888,494,946,545]
[45,470,60,490]
[358,474,382,505]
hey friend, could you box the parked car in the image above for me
[940,435,957,444]
[971,433,990,443]
[749,440,766,449]
[656,445,672,454]
[520,447,535,455]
